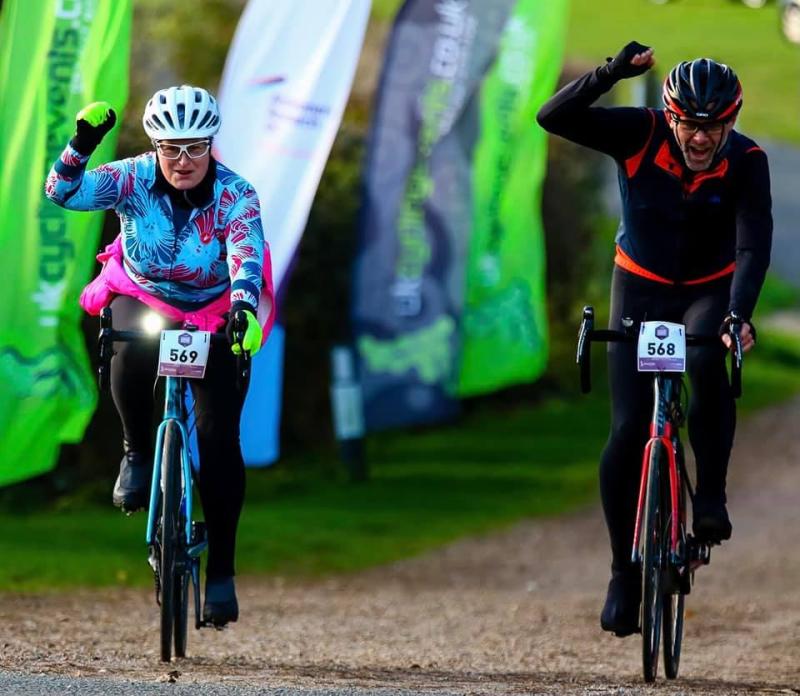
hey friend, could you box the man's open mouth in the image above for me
[688,145,711,159]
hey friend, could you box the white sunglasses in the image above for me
[155,140,211,160]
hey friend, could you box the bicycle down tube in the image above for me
[145,375,194,553]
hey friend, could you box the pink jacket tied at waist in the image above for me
[80,235,275,343]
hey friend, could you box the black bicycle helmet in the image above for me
[662,58,742,121]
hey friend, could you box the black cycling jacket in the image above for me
[537,67,773,320]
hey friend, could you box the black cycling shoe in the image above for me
[600,569,642,637]
[112,443,151,513]
[692,496,732,543]
[203,576,239,627]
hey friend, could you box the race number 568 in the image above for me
[646,342,677,356]
[638,322,686,372]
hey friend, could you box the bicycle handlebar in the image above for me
[576,305,743,398]
[97,307,251,392]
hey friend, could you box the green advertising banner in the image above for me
[457,0,569,396]
[0,0,132,486]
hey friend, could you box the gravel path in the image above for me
[2,398,800,695]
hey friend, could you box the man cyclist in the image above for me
[537,43,772,636]
[45,85,274,627]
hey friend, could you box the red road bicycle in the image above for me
[577,306,742,682]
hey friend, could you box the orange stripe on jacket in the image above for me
[614,245,735,285]
[624,109,657,178]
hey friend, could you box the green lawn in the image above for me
[2,316,799,592]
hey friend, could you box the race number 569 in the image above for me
[158,330,211,378]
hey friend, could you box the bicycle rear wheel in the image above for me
[641,440,667,683]
[663,444,686,679]
[159,422,182,662]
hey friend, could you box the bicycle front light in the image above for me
[142,312,166,335]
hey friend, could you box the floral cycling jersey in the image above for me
[45,143,264,310]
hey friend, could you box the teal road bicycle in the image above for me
[97,307,249,662]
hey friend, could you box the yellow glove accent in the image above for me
[76,101,113,127]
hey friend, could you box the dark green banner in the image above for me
[353,0,520,430]
[0,0,132,486]
[353,0,570,427]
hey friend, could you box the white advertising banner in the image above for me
[215,0,371,465]
[216,0,371,290]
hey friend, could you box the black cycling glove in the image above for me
[599,41,653,82]
[225,301,261,355]
[71,102,117,156]
[719,312,756,343]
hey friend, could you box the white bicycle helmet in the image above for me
[142,85,221,140]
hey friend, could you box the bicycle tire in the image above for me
[159,421,182,663]
[663,442,686,679]
[662,588,685,678]
[173,569,189,658]
[641,440,666,683]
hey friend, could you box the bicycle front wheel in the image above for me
[641,440,668,683]
[173,569,189,658]
[159,421,182,663]
[662,589,685,678]
[663,443,686,679]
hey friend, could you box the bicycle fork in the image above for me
[631,421,683,563]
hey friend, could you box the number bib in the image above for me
[158,330,211,378]
[637,321,686,372]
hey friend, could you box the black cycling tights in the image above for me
[109,295,246,580]
[601,268,735,573]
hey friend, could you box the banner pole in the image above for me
[329,344,368,482]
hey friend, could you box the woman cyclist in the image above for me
[45,85,275,627]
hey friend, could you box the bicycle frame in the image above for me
[632,376,684,565]
[145,375,197,553]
